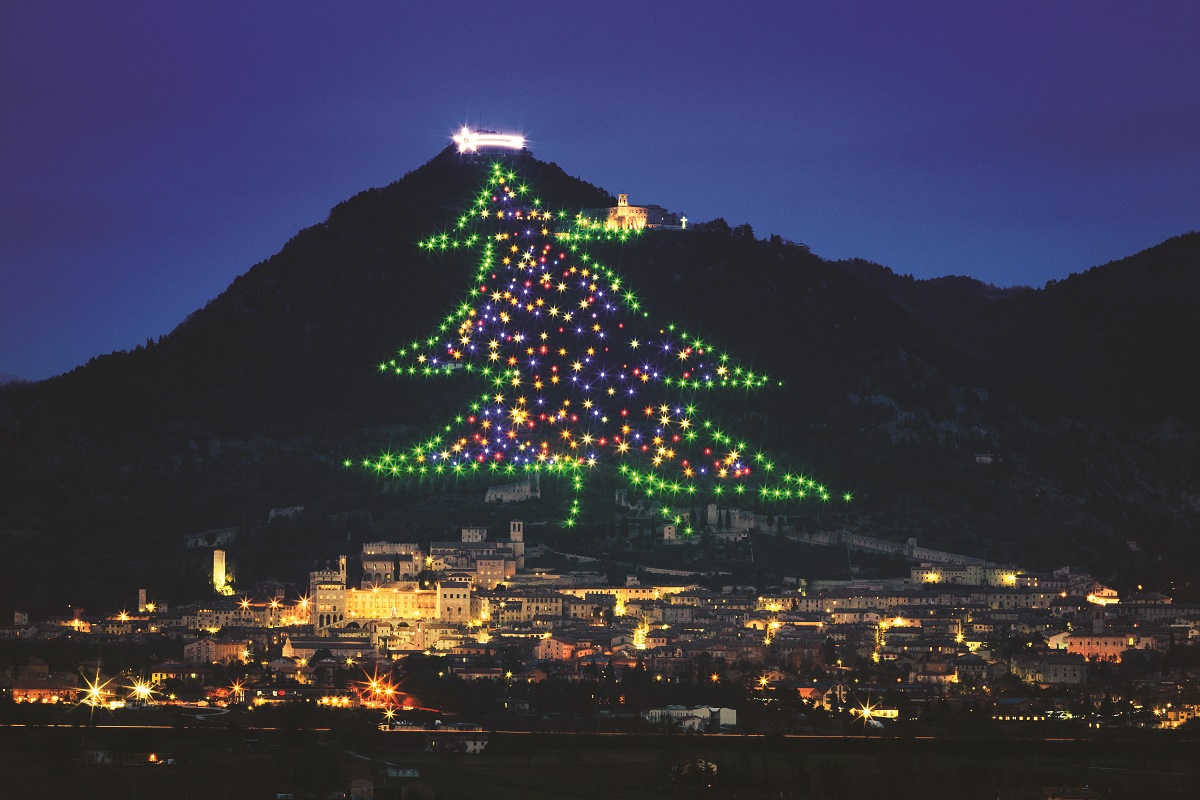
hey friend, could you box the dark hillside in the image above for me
[1,149,1198,615]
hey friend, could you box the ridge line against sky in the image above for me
[2,1,1198,381]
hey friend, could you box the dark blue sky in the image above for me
[3,1,1198,381]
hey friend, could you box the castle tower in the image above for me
[137,588,147,613]
[213,550,226,592]
[618,193,628,207]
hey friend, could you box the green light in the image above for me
[352,158,843,528]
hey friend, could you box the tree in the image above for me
[353,159,844,527]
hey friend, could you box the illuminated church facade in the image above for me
[605,194,685,230]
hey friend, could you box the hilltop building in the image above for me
[484,472,540,503]
[602,194,684,230]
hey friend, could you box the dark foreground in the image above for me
[1,717,1194,800]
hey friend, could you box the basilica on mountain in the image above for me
[601,194,686,230]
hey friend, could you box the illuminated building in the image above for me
[603,193,683,231]
[8,659,80,703]
[212,549,226,592]
[310,556,347,630]
[437,580,473,624]
[1067,632,1164,662]
[183,637,254,665]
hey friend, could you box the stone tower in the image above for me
[213,550,226,592]
[509,520,525,571]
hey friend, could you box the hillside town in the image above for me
[4,512,1200,741]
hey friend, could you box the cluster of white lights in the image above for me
[453,127,525,153]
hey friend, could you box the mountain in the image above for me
[842,234,1200,425]
[1,148,1198,615]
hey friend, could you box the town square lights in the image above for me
[452,127,525,153]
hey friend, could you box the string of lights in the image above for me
[350,160,850,528]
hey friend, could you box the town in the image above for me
[5,506,1199,746]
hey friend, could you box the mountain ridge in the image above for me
[1,149,1198,614]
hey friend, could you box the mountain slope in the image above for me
[1,151,1198,615]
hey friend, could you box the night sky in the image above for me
[3,2,1198,381]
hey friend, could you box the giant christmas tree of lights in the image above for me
[350,160,849,530]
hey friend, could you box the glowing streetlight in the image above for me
[129,678,156,704]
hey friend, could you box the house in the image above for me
[184,637,251,665]
[955,653,991,685]
[425,731,489,754]
[641,705,736,730]
[1037,653,1087,686]
[992,697,1045,722]
[797,682,847,711]
[6,660,80,703]
[913,659,957,685]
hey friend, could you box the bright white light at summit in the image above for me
[452,127,525,153]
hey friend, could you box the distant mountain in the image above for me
[841,233,1200,425]
[1,147,1197,615]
